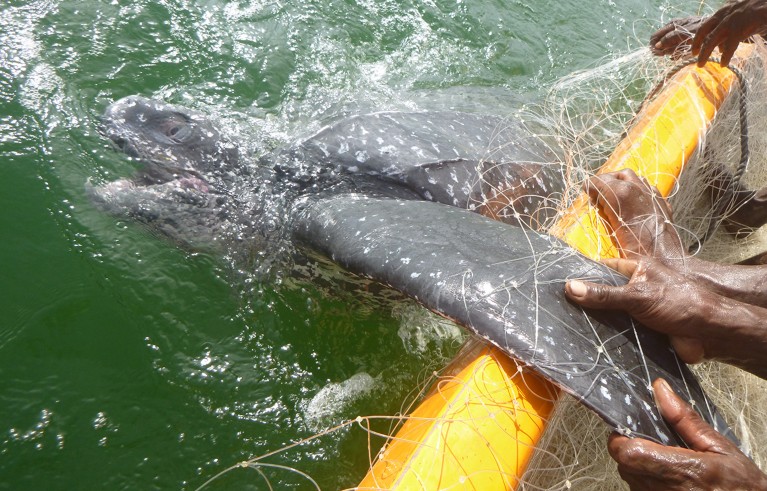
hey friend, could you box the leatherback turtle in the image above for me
[89,95,738,448]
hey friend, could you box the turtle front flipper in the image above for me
[402,158,564,229]
[295,193,739,449]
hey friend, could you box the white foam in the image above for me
[304,372,378,430]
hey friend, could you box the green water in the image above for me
[0,0,707,489]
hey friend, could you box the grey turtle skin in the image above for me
[90,96,739,449]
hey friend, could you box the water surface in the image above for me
[0,0,706,488]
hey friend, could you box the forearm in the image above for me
[695,291,767,379]
[674,256,767,308]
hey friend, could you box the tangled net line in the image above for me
[198,43,767,491]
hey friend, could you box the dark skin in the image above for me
[650,1,767,232]
[584,170,767,308]
[566,256,767,377]
[565,169,767,489]
[650,0,767,67]
[609,378,767,491]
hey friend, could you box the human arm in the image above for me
[565,257,767,379]
[608,378,767,490]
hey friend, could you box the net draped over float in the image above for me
[357,46,759,490]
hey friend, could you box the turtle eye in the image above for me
[167,123,192,142]
[160,113,193,143]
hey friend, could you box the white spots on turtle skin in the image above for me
[410,272,421,279]
[400,257,411,265]
[314,141,330,157]
[379,144,397,156]
[477,281,494,296]
[624,394,631,405]
[338,142,349,154]
[354,151,368,163]
[600,386,612,401]
[410,146,427,159]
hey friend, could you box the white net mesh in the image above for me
[197,42,767,491]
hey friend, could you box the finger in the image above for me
[691,15,721,55]
[650,21,679,45]
[653,378,735,453]
[584,172,634,215]
[719,36,741,66]
[585,178,625,220]
[584,173,615,202]
[615,169,653,197]
[565,279,637,310]
[613,168,641,183]
[696,36,719,67]
[650,17,703,51]
[608,432,692,477]
[600,257,638,277]
[653,31,694,55]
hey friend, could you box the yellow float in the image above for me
[358,48,746,491]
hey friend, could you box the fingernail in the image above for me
[568,280,587,298]
[657,378,672,393]
[652,378,672,406]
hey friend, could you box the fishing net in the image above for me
[192,40,767,491]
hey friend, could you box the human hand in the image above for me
[608,378,767,490]
[691,0,767,67]
[650,16,707,57]
[565,257,708,363]
[565,257,767,377]
[585,170,684,263]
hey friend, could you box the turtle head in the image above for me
[99,95,239,185]
[88,96,254,251]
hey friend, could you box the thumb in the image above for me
[565,279,634,310]
[653,378,735,453]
